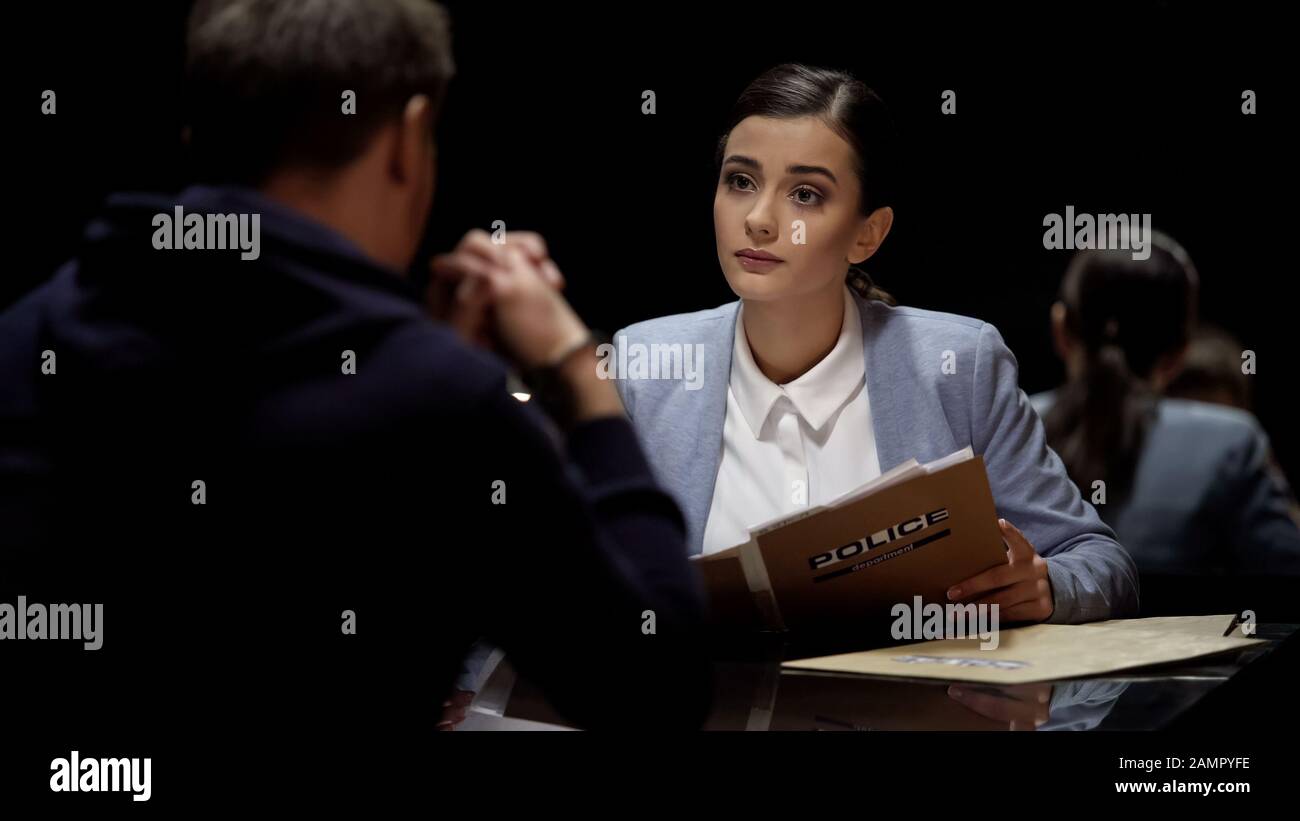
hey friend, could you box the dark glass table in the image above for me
[459,623,1297,731]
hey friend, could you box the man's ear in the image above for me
[390,94,434,185]
[848,206,894,265]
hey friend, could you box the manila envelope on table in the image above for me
[698,455,1009,633]
[1088,614,1239,639]
[782,615,1265,684]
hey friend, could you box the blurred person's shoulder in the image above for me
[1027,391,1265,455]
[1028,388,1060,419]
[1155,397,1266,455]
[1130,398,1276,518]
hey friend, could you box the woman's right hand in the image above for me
[948,683,1054,730]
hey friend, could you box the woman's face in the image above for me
[714,115,876,302]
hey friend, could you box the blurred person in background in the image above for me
[1166,324,1300,530]
[1032,232,1300,582]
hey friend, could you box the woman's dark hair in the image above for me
[1044,231,1199,499]
[716,64,899,305]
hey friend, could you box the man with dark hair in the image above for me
[0,0,711,756]
[183,0,456,186]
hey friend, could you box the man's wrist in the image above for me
[522,330,620,428]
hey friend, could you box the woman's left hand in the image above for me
[947,518,1054,623]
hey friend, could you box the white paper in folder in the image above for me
[750,447,975,537]
[693,447,978,632]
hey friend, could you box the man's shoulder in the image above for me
[365,318,512,412]
[0,271,70,414]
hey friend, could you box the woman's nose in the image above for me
[745,199,777,239]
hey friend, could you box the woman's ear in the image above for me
[1050,301,1073,362]
[848,206,894,265]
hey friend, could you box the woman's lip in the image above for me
[736,254,783,272]
[736,250,783,262]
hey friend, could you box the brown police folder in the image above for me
[694,450,1008,634]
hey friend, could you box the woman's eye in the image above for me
[792,187,823,206]
[727,173,755,191]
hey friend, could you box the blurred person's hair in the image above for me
[184,0,455,186]
[1165,325,1252,411]
[716,63,899,305]
[1044,231,1199,498]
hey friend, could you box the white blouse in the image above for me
[701,286,883,555]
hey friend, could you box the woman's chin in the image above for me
[724,270,794,301]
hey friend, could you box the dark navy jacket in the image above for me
[0,186,711,742]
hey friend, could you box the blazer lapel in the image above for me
[858,296,908,472]
[680,303,738,556]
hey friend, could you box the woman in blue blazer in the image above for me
[613,64,1138,624]
[1032,233,1300,577]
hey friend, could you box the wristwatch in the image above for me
[519,329,612,431]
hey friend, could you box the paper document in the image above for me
[781,618,1265,684]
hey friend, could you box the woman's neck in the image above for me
[742,283,846,385]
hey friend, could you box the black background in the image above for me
[10,1,1295,478]
[2,0,1296,807]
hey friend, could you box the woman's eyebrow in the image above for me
[722,154,761,171]
[787,164,837,184]
[722,156,837,185]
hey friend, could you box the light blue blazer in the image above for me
[613,292,1139,624]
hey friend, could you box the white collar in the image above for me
[730,286,865,437]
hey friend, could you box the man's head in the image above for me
[185,0,455,271]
